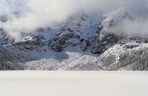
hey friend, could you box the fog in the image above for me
[0,0,148,40]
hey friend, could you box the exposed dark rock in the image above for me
[123,44,139,49]
[0,46,24,70]
[0,28,14,45]
[14,35,46,51]
[50,39,64,52]
[80,39,90,51]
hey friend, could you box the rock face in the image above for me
[0,8,148,70]
[0,28,14,45]
[0,46,24,70]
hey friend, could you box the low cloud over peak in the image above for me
[0,0,148,40]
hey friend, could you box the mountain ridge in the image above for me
[0,8,148,70]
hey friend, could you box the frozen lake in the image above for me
[0,71,147,96]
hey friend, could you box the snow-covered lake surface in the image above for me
[0,71,147,96]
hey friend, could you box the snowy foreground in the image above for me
[0,71,147,96]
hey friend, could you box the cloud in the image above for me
[1,0,148,41]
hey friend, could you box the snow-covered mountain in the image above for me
[0,5,148,70]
